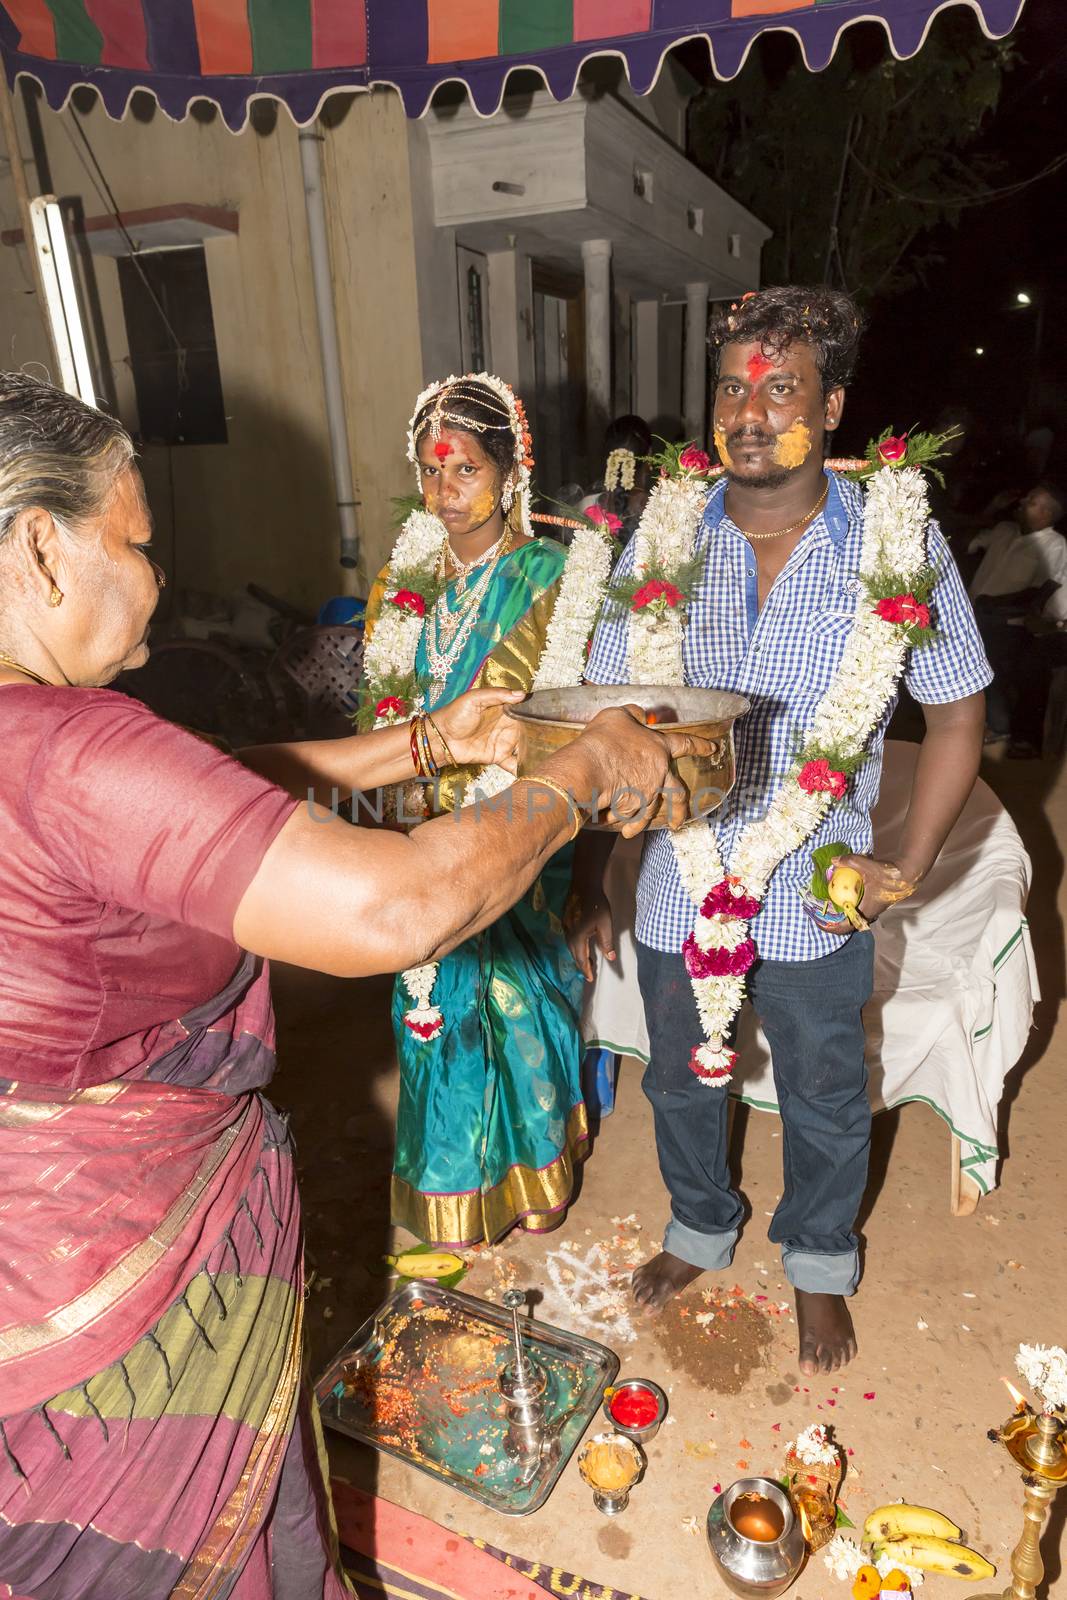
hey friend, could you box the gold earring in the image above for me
[48,586,63,608]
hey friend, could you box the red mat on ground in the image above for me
[332,1480,651,1600]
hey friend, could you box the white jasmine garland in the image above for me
[623,457,936,1088]
[1016,1344,1067,1414]
[628,475,708,684]
[533,524,616,690]
[791,1423,839,1466]
[605,447,636,492]
[822,1535,924,1589]
[368,507,617,1041]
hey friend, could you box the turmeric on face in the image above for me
[772,419,812,469]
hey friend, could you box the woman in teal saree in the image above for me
[364,376,587,1247]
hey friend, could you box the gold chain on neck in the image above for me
[729,482,830,542]
[0,650,53,686]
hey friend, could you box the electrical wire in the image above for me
[848,144,1067,208]
[62,107,188,385]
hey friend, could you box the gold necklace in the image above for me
[445,528,508,580]
[0,650,53,687]
[729,483,829,542]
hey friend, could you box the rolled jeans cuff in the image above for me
[782,1246,860,1296]
[663,1215,738,1273]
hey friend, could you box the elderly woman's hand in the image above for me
[550,705,715,838]
[431,688,526,771]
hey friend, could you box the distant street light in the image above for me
[1015,290,1032,306]
[975,346,985,355]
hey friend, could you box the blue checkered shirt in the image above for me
[585,472,993,960]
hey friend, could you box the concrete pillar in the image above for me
[634,299,659,425]
[582,237,613,461]
[684,279,710,447]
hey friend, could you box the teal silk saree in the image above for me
[382,538,588,1246]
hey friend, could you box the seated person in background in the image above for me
[967,480,1067,748]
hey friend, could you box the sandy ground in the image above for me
[273,746,1067,1600]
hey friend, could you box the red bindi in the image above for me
[746,351,774,382]
[434,440,453,459]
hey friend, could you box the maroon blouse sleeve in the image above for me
[23,689,298,939]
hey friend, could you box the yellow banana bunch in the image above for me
[870,1536,995,1582]
[863,1506,961,1543]
[828,865,869,930]
[863,1503,995,1583]
[385,1250,464,1280]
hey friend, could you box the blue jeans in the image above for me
[636,933,875,1295]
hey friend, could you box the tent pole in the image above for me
[0,67,61,374]
[298,122,363,580]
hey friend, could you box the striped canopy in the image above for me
[0,0,1027,129]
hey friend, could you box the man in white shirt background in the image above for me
[968,480,1067,753]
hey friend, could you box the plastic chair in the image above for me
[270,625,365,737]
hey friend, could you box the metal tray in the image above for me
[316,1281,619,1516]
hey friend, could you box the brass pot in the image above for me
[508,685,749,831]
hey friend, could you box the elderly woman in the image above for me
[0,375,691,1599]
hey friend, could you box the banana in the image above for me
[870,1536,995,1582]
[863,1505,962,1544]
[385,1250,464,1280]
[828,865,869,930]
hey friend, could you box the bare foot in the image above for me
[795,1290,857,1375]
[632,1251,704,1312]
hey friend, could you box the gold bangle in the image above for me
[425,712,458,770]
[525,776,586,843]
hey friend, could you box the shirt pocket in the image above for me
[793,607,858,705]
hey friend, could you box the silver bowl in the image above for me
[706,1477,807,1597]
[601,1378,668,1444]
[508,684,749,831]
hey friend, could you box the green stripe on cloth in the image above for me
[499,0,573,55]
[992,923,1025,969]
[45,0,102,63]
[249,0,312,74]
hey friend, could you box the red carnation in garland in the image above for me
[797,758,847,799]
[874,593,930,629]
[375,695,407,719]
[392,588,426,617]
[679,446,712,473]
[688,1044,737,1084]
[701,878,761,921]
[404,1015,442,1040]
[587,505,624,534]
[632,579,683,611]
[876,434,908,465]
[683,933,758,980]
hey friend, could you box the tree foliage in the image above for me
[689,16,1011,304]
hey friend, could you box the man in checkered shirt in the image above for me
[569,287,991,1376]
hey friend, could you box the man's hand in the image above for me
[1024,614,1061,638]
[564,887,616,981]
[826,852,919,929]
[432,688,526,770]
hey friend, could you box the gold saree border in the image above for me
[390,1104,589,1246]
[0,1100,254,1365]
[171,1266,305,1599]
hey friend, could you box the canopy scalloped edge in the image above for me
[2,0,1026,134]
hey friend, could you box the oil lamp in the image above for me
[977,1374,1067,1600]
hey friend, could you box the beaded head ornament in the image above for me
[406,372,535,536]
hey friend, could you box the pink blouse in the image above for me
[0,685,297,1089]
